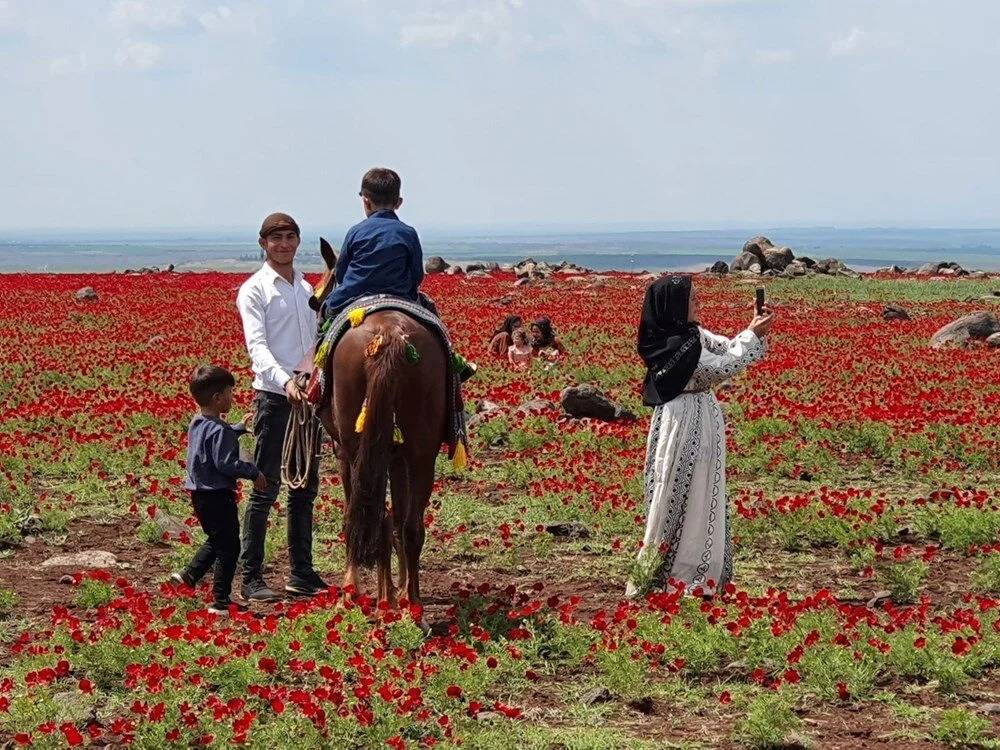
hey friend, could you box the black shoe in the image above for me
[170,570,196,587]
[241,579,282,602]
[208,601,249,616]
[285,572,329,596]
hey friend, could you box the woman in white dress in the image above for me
[627,276,774,597]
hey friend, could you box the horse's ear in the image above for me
[319,237,337,270]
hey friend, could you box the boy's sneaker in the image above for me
[207,601,249,617]
[241,579,282,602]
[285,572,329,596]
[169,570,196,588]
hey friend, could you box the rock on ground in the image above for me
[742,236,774,259]
[762,246,795,271]
[987,332,1000,348]
[544,521,591,539]
[74,286,98,301]
[153,508,188,537]
[930,311,1000,348]
[425,256,449,273]
[883,305,911,321]
[560,384,636,421]
[731,252,761,272]
[41,550,118,569]
[707,261,729,274]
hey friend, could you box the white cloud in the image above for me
[114,39,164,70]
[197,5,232,31]
[754,48,793,65]
[49,53,88,76]
[398,0,524,49]
[109,0,188,30]
[830,27,864,57]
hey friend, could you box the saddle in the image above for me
[310,294,468,464]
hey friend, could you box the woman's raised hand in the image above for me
[749,305,776,338]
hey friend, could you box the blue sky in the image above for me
[1,1,998,231]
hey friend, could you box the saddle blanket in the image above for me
[313,294,468,461]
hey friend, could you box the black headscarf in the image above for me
[531,316,556,349]
[495,315,523,338]
[638,276,702,406]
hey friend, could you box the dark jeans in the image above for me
[239,390,319,585]
[185,489,240,606]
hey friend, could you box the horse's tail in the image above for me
[347,325,406,568]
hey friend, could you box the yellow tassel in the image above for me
[452,442,468,472]
[364,334,384,358]
[313,338,331,368]
[348,308,367,328]
[393,426,404,444]
[355,400,368,433]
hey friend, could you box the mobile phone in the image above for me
[755,286,766,315]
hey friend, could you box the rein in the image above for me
[281,374,322,490]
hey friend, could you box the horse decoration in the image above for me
[306,239,467,613]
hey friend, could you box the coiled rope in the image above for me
[281,393,322,491]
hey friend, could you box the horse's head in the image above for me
[309,237,338,312]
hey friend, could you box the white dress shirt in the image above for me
[236,263,316,395]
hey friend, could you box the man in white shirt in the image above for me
[236,212,327,601]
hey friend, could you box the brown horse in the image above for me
[311,239,447,609]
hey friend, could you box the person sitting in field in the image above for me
[321,167,476,381]
[507,326,533,369]
[489,315,523,358]
[530,316,566,361]
[172,365,267,615]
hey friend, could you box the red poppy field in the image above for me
[1,269,1000,749]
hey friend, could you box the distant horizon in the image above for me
[4,221,1000,239]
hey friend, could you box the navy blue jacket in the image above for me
[321,209,424,318]
[184,414,259,491]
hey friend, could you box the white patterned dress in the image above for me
[626,328,767,597]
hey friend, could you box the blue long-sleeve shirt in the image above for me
[184,414,260,491]
[321,209,424,319]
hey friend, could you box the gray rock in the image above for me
[425,256,449,273]
[987,332,1000,348]
[708,261,729,274]
[545,521,591,539]
[59,574,74,585]
[741,235,774,260]
[762,246,795,271]
[814,258,846,274]
[41,550,117,569]
[883,305,911,321]
[463,262,487,273]
[580,687,613,706]
[981,703,1000,715]
[513,277,532,287]
[19,513,43,535]
[516,398,555,414]
[475,399,502,414]
[560,384,636,421]
[73,286,98,301]
[930,311,1000,348]
[445,266,464,276]
[731,252,761,272]
[797,256,816,268]
[153,508,187,537]
[148,334,167,345]
[783,260,808,278]
[749,263,763,275]
[916,262,941,276]
[878,265,906,274]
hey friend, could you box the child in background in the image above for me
[172,365,267,615]
[507,327,533,369]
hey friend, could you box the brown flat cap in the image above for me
[259,212,300,238]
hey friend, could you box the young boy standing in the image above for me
[173,365,267,615]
